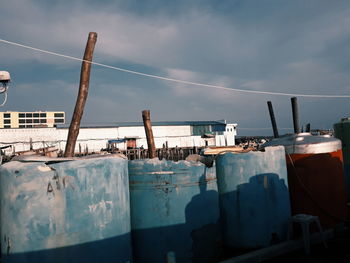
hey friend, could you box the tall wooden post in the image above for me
[142,110,157,158]
[64,32,97,157]
[267,101,279,138]
[291,97,300,134]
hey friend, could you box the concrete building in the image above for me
[0,111,65,129]
[0,120,237,155]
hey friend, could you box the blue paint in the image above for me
[128,159,221,263]
[216,146,291,248]
[0,156,132,263]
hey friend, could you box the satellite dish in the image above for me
[0,71,11,106]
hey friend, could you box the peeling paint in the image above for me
[0,157,132,262]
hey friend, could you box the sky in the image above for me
[1,0,350,136]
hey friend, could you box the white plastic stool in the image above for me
[287,214,328,254]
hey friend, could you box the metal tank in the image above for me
[334,117,350,201]
[262,133,348,228]
[128,159,221,263]
[0,155,132,263]
[216,146,291,248]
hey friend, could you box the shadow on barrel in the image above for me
[130,160,221,263]
[1,234,132,263]
[219,173,291,249]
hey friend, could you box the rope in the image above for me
[1,38,350,98]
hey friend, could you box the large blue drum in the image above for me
[216,146,291,248]
[129,159,220,263]
[0,155,132,263]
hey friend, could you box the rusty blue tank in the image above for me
[216,146,291,248]
[0,155,132,263]
[128,159,220,263]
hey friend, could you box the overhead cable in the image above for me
[1,38,350,98]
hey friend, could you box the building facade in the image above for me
[0,119,237,154]
[0,111,65,129]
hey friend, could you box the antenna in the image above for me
[0,71,11,106]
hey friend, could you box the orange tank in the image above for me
[262,133,348,228]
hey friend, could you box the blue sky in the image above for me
[1,0,350,136]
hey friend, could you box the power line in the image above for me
[1,38,350,98]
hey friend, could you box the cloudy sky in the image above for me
[1,0,350,136]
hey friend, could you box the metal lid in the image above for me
[260,133,341,154]
[340,117,350,122]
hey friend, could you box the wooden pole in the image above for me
[64,32,97,157]
[142,110,156,158]
[267,101,279,138]
[291,97,300,134]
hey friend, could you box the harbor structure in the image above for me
[0,119,237,154]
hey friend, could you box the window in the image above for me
[54,119,64,123]
[4,119,10,124]
[40,113,46,117]
[54,113,64,117]
[19,125,25,128]
[19,113,25,117]
[19,119,25,123]
[26,125,32,128]
[40,119,47,123]
[4,113,10,118]
[4,125,11,128]
[33,113,39,117]
[34,119,39,123]
[26,119,32,123]
[26,113,32,117]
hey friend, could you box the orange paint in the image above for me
[286,149,349,228]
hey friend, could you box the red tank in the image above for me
[262,133,348,228]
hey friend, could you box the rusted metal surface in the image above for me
[64,32,97,157]
[262,133,349,228]
[286,149,348,228]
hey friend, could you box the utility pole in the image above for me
[64,32,97,157]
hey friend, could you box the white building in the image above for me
[0,120,237,154]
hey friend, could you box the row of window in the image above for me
[3,118,64,124]
[3,113,64,118]
[18,125,49,128]
[2,124,50,128]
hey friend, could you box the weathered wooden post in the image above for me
[142,110,156,158]
[64,32,97,157]
[267,101,279,138]
[291,97,300,134]
[306,123,311,133]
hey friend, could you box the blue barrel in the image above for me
[216,146,291,248]
[0,155,132,263]
[129,159,220,263]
